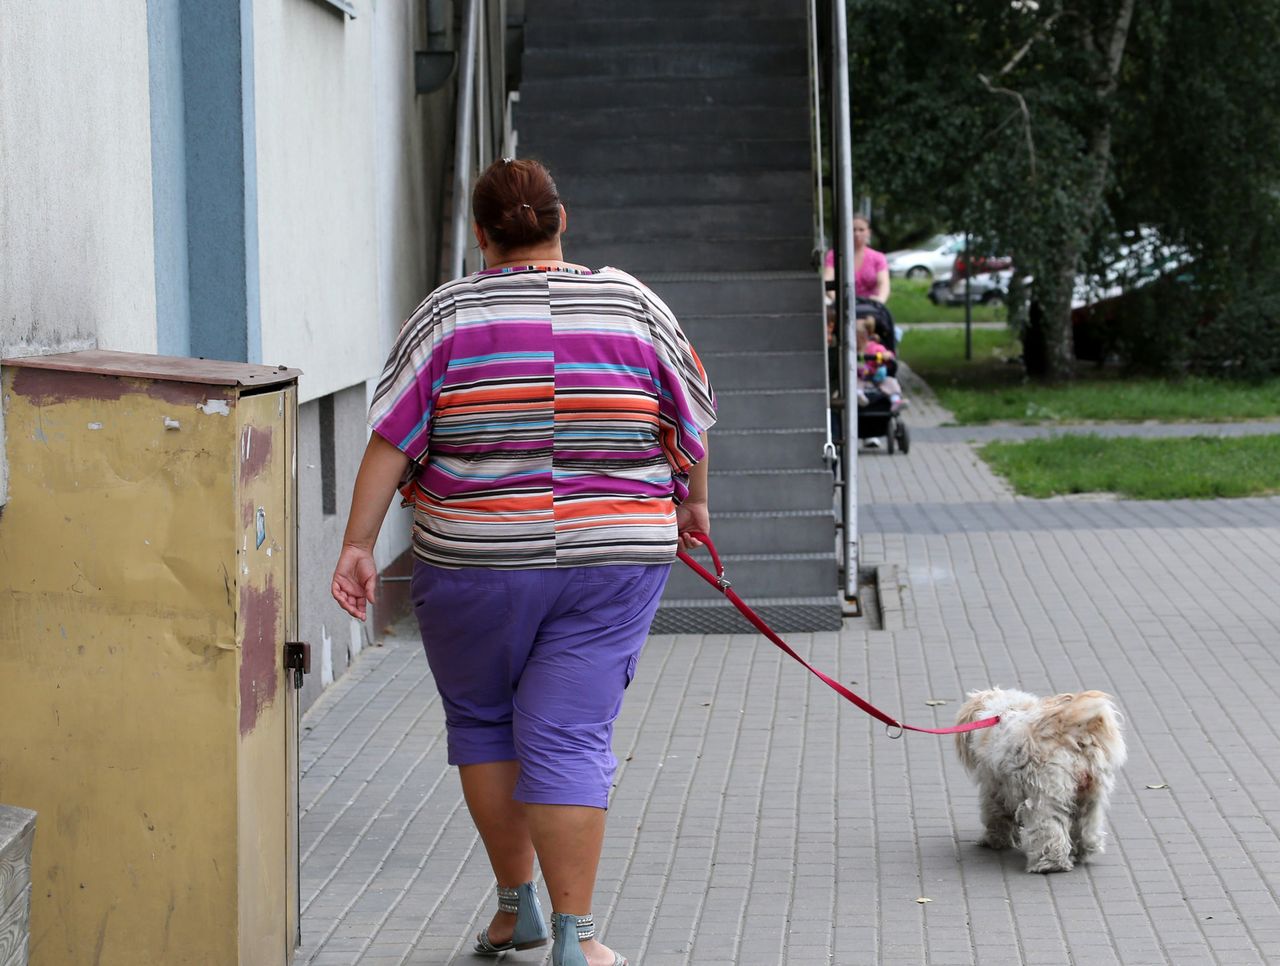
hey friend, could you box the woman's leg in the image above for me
[526,804,616,966]
[459,760,536,945]
[513,564,670,965]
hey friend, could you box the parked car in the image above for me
[885,233,964,280]
[927,270,1012,306]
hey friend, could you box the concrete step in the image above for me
[523,136,811,175]
[522,45,806,81]
[708,468,833,512]
[525,17,806,50]
[556,170,810,209]
[710,510,836,554]
[528,0,805,22]
[578,237,811,274]
[646,277,818,317]
[662,551,837,601]
[675,314,817,352]
[711,389,827,430]
[517,105,809,143]
[519,76,808,112]
[711,429,831,471]
[569,202,810,243]
[650,597,844,634]
[701,351,826,391]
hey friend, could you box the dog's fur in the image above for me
[955,689,1126,873]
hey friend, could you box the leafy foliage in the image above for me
[848,0,1280,379]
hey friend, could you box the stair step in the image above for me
[646,277,818,317]
[528,0,805,22]
[708,468,833,512]
[676,314,817,352]
[518,105,809,143]
[519,76,808,112]
[663,552,838,601]
[711,429,831,470]
[710,510,836,553]
[701,351,826,390]
[524,136,811,175]
[712,389,827,430]
[650,598,844,634]
[579,238,810,274]
[568,202,810,243]
[525,17,806,50]
[523,45,806,81]
[554,170,810,209]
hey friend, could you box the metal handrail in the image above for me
[830,0,858,601]
[807,0,859,600]
[807,0,837,472]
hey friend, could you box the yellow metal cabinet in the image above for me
[0,351,305,965]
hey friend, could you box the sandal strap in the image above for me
[552,912,595,942]
[495,883,524,914]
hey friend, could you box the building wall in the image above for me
[0,4,159,502]
[1,0,464,700]
[0,5,159,358]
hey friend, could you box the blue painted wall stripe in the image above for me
[180,0,258,363]
[147,0,192,357]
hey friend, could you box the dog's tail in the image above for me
[1033,691,1127,765]
[954,690,995,771]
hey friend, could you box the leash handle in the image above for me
[675,533,999,737]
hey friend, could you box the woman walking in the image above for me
[331,158,716,966]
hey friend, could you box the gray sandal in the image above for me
[551,912,627,966]
[474,882,549,955]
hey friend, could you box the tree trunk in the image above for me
[1029,0,1138,382]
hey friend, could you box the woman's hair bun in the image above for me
[472,158,561,251]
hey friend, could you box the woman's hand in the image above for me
[332,543,379,621]
[676,500,710,549]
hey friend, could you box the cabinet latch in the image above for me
[284,642,312,690]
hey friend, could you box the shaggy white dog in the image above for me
[955,688,1127,873]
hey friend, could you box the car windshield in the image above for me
[921,234,951,251]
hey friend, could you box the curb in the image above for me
[874,562,908,631]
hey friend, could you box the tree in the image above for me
[849,0,1280,380]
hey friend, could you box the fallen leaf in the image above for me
[915,897,932,904]
[925,699,948,707]
[1146,783,1169,790]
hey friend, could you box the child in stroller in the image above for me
[855,317,910,453]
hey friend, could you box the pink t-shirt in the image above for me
[824,247,888,298]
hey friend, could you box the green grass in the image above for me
[886,277,1006,327]
[980,434,1280,499]
[898,326,1280,424]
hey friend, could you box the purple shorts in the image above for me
[411,562,670,809]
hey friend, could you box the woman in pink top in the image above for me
[823,213,892,303]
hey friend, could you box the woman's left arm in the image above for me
[876,261,892,303]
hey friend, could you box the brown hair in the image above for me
[471,158,561,251]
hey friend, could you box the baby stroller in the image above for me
[857,386,910,454]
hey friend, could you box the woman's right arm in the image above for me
[676,433,710,549]
[331,432,412,621]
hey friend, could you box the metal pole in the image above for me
[449,0,480,280]
[832,0,858,601]
[964,230,973,360]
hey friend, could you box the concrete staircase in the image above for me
[518,0,841,631]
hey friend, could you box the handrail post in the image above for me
[808,0,837,469]
[449,0,481,280]
[831,0,859,600]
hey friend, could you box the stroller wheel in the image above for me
[885,427,896,455]
[895,419,910,455]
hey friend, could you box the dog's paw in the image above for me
[977,830,1015,850]
[1025,856,1074,874]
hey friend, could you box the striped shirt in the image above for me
[369,265,717,569]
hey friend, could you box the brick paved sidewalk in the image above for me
[298,387,1280,965]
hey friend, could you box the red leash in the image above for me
[675,534,999,737]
